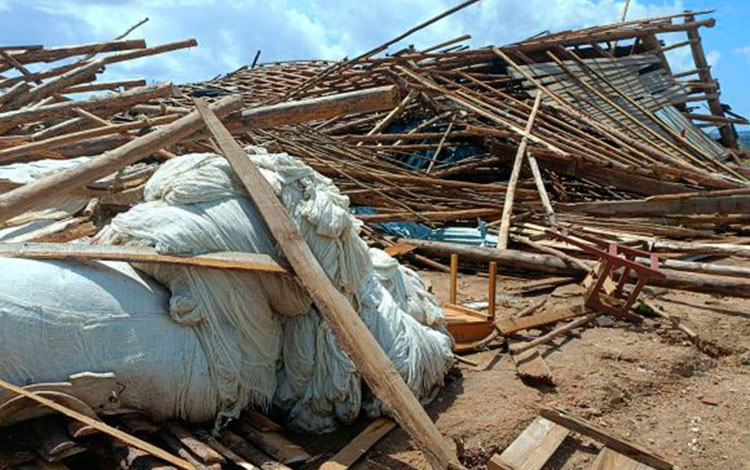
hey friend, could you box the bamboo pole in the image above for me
[497,92,543,250]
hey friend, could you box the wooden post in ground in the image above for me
[450,254,459,305]
[193,99,461,470]
[488,262,497,321]
[497,92,543,250]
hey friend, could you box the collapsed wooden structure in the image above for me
[0,5,748,470]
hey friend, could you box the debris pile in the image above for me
[0,4,748,470]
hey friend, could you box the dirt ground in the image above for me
[300,268,750,470]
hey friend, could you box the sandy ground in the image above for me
[299,268,750,470]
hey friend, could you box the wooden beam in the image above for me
[239,85,399,129]
[0,94,241,225]
[0,242,287,274]
[0,113,180,163]
[401,238,750,299]
[0,82,173,130]
[539,408,674,469]
[684,13,736,148]
[0,377,194,470]
[62,79,147,94]
[193,99,461,470]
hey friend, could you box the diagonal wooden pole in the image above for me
[497,92,543,251]
[193,98,461,470]
[0,377,194,470]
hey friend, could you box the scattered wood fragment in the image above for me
[488,417,568,470]
[590,447,657,470]
[0,377,195,470]
[320,418,397,470]
[539,407,674,470]
[231,420,309,465]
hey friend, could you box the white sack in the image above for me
[0,258,217,423]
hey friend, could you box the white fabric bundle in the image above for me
[0,148,453,432]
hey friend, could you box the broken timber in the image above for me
[193,99,461,470]
[320,418,397,470]
[0,377,195,470]
[0,242,287,274]
[0,85,399,225]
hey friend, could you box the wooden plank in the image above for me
[539,408,674,469]
[194,99,460,470]
[488,417,569,470]
[511,348,552,384]
[0,377,195,470]
[383,243,416,257]
[219,430,291,470]
[495,305,588,335]
[231,421,310,465]
[320,418,397,470]
[192,429,259,470]
[242,411,283,433]
[162,422,225,465]
[0,243,287,274]
[590,447,656,470]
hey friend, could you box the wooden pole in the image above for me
[0,86,399,225]
[450,253,458,304]
[0,242,286,274]
[0,377,194,470]
[497,92,543,250]
[402,238,750,299]
[509,311,599,354]
[0,82,173,130]
[0,95,242,224]
[193,99,461,470]
[488,262,497,321]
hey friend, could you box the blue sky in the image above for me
[0,0,748,122]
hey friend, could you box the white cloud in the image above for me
[0,0,685,85]
[736,46,750,62]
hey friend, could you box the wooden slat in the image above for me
[0,378,195,470]
[590,447,656,470]
[231,421,310,465]
[488,417,569,470]
[320,418,397,470]
[495,305,588,335]
[540,408,674,469]
[0,242,287,274]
